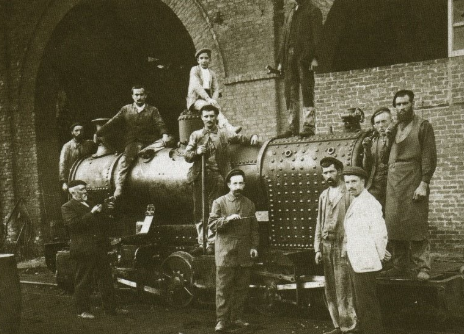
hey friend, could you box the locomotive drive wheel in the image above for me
[161,251,195,308]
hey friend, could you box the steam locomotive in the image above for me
[45,113,464,321]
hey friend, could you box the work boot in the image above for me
[78,312,95,319]
[417,270,430,281]
[206,245,215,255]
[299,127,315,138]
[323,328,342,334]
[215,321,227,332]
[275,130,293,139]
[378,267,407,278]
[189,246,204,256]
[233,319,250,327]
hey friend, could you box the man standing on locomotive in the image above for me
[96,85,172,200]
[208,169,259,332]
[342,166,388,334]
[314,157,357,334]
[382,90,437,281]
[59,123,97,192]
[362,107,394,210]
[185,105,258,255]
[61,180,127,319]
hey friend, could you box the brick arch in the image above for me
[16,0,224,236]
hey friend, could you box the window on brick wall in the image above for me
[449,0,464,56]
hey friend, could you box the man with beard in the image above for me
[314,157,357,334]
[383,90,437,281]
[362,107,394,209]
[208,169,259,332]
[276,0,323,138]
[343,166,388,334]
[61,180,127,319]
[59,123,97,192]
[185,105,258,255]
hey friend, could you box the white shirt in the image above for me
[200,68,211,89]
[134,104,146,113]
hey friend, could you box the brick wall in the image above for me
[314,56,464,259]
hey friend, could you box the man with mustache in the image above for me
[208,169,259,332]
[362,107,394,210]
[343,166,388,334]
[97,85,172,199]
[185,105,258,255]
[59,123,97,192]
[383,90,437,281]
[314,157,357,334]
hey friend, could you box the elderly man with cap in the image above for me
[61,180,126,319]
[187,48,241,134]
[185,105,258,256]
[314,157,357,334]
[97,85,172,199]
[362,107,394,209]
[208,169,259,332]
[59,123,97,192]
[342,166,389,334]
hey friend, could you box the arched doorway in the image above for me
[35,0,196,226]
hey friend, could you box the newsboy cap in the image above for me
[69,122,83,131]
[370,107,391,125]
[342,166,368,180]
[67,180,87,189]
[225,169,246,184]
[195,48,212,59]
[320,157,343,170]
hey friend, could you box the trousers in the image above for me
[390,239,431,272]
[114,141,145,196]
[216,266,251,323]
[283,48,316,133]
[322,240,357,332]
[348,261,385,334]
[74,252,115,314]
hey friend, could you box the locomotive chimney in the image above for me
[178,111,203,145]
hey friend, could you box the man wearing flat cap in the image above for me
[185,105,258,255]
[187,48,241,134]
[314,157,356,334]
[362,107,393,209]
[61,180,126,319]
[59,123,97,192]
[208,169,259,332]
[342,166,388,334]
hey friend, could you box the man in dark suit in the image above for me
[208,169,259,332]
[61,180,124,319]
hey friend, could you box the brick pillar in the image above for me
[0,0,17,246]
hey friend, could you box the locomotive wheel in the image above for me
[161,251,195,308]
[251,279,284,316]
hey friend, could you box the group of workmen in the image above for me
[58,3,438,331]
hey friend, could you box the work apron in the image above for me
[385,160,429,240]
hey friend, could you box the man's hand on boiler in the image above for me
[250,135,259,146]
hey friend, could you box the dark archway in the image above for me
[319,0,448,72]
[35,0,196,226]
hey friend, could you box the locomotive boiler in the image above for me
[46,112,369,311]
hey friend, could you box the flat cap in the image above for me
[342,166,368,179]
[67,180,87,189]
[225,169,245,184]
[195,48,212,59]
[70,122,84,131]
[370,107,391,125]
[320,157,343,170]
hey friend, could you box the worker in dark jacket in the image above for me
[277,0,323,137]
[97,85,172,199]
[61,180,126,319]
[208,169,259,332]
